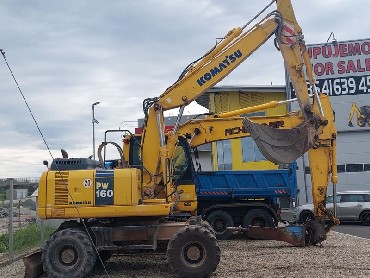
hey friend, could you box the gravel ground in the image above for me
[1,231,370,277]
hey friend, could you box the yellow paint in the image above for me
[38,168,167,219]
[113,168,140,205]
[209,90,287,171]
[39,204,172,219]
[174,184,197,213]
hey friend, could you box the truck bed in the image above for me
[195,166,297,202]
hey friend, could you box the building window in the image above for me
[337,165,345,173]
[241,111,266,163]
[364,164,370,172]
[346,164,364,172]
[305,163,370,174]
[241,137,267,162]
[217,140,232,170]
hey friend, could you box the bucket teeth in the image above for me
[243,118,309,164]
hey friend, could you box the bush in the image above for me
[0,223,55,253]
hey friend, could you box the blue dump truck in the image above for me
[196,163,298,239]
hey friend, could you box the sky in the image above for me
[0,0,369,178]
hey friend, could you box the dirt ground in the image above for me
[1,231,370,277]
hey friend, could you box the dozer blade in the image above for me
[247,225,306,247]
[243,118,309,164]
[23,249,44,278]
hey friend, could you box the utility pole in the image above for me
[92,102,100,160]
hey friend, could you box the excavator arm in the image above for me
[137,0,338,245]
[141,0,327,190]
[165,93,338,246]
[140,10,282,190]
[157,17,279,110]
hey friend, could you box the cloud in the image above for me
[0,0,369,177]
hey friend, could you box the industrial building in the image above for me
[194,83,370,205]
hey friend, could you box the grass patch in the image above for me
[0,223,55,253]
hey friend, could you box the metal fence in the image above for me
[0,177,40,185]
[0,178,57,263]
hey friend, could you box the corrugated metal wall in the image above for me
[209,90,287,171]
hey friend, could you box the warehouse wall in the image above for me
[208,89,287,171]
[297,130,370,204]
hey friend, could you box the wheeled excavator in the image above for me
[24,1,339,277]
[348,102,370,127]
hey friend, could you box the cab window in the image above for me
[172,144,188,180]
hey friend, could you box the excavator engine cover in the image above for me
[243,118,309,164]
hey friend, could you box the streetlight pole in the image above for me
[92,102,100,160]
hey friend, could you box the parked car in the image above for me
[292,191,370,225]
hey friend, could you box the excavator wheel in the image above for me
[166,225,220,278]
[42,228,97,278]
[185,217,217,237]
[199,220,217,237]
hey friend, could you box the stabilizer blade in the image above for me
[23,250,44,278]
[243,118,309,164]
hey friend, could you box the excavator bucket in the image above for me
[243,118,309,164]
[23,249,44,278]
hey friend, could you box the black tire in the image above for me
[242,209,275,228]
[242,209,275,240]
[299,210,315,223]
[360,211,370,226]
[200,220,216,237]
[42,228,97,278]
[205,210,234,240]
[167,225,220,278]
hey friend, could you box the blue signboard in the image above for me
[95,170,114,206]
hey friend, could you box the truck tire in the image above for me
[360,211,370,226]
[205,210,234,240]
[242,209,275,230]
[167,225,220,278]
[42,228,97,278]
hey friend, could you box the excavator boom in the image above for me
[137,0,339,246]
[142,0,331,194]
[167,93,337,245]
